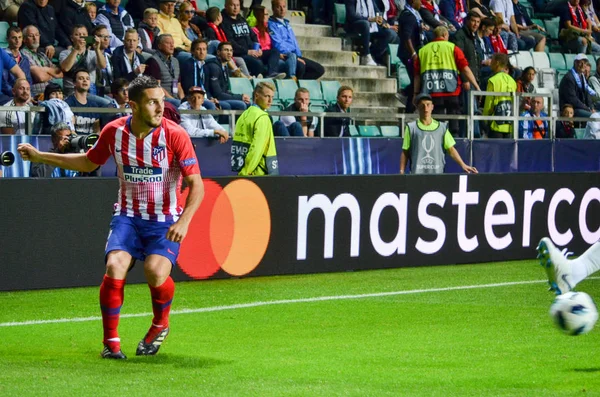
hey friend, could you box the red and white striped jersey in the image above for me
[87,116,200,222]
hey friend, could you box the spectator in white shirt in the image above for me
[0,78,31,134]
[179,86,229,142]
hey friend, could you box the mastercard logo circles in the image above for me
[178,179,271,279]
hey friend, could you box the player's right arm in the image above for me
[17,143,100,173]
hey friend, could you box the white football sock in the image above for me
[571,241,600,286]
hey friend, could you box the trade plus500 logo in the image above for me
[178,179,271,279]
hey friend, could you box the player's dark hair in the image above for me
[128,75,161,103]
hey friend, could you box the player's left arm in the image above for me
[167,173,204,243]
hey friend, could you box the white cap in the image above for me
[575,53,588,61]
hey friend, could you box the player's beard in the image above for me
[145,112,163,128]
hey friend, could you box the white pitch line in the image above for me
[0,278,554,328]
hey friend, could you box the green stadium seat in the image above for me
[0,22,10,48]
[208,0,225,9]
[321,80,341,106]
[275,79,298,106]
[229,77,253,97]
[549,52,567,71]
[564,54,578,69]
[348,125,359,137]
[387,43,400,76]
[589,55,597,73]
[298,79,326,107]
[543,17,561,51]
[398,66,411,90]
[334,3,346,26]
[575,128,586,139]
[380,125,400,137]
[196,0,209,10]
[358,126,381,137]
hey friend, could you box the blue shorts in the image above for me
[105,215,179,265]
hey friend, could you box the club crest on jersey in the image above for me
[153,146,166,162]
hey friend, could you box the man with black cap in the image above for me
[179,86,229,142]
[400,93,478,174]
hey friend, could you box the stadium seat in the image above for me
[515,51,534,68]
[298,79,327,107]
[532,52,556,89]
[575,128,586,139]
[358,125,381,137]
[544,18,561,51]
[229,77,254,97]
[549,52,567,71]
[0,22,9,48]
[532,51,550,69]
[321,80,341,106]
[208,0,225,9]
[589,55,597,73]
[196,0,209,10]
[398,66,411,90]
[275,79,298,106]
[387,43,400,77]
[380,125,400,137]
[348,124,359,137]
[564,53,577,69]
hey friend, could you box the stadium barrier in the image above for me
[1,173,599,291]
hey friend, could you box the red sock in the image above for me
[99,275,126,351]
[145,276,175,343]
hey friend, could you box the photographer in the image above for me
[30,122,99,177]
[59,24,107,96]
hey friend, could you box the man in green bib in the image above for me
[400,93,478,175]
[231,81,279,176]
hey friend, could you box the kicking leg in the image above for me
[569,241,600,285]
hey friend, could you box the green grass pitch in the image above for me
[1,260,599,396]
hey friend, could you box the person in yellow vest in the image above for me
[483,53,517,138]
[413,26,481,137]
[231,81,279,176]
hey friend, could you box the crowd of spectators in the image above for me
[0,0,599,145]
[0,0,329,138]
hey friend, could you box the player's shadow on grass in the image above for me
[573,368,600,373]
[123,354,232,368]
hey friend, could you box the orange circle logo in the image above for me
[178,179,271,279]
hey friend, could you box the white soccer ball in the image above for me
[549,292,598,336]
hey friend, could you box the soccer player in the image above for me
[538,238,600,296]
[17,75,204,359]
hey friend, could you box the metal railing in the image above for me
[0,96,596,140]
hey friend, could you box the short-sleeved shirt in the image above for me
[490,0,514,25]
[402,119,456,150]
[0,48,17,95]
[86,116,200,222]
[65,94,105,135]
[0,99,28,135]
[21,47,54,96]
[58,48,98,95]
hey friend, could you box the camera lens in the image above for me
[1,151,15,166]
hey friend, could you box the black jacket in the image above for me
[559,71,593,112]
[18,0,69,48]
[59,0,95,45]
[204,58,244,101]
[220,11,257,57]
[452,26,480,83]
[111,45,145,82]
[324,103,351,137]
